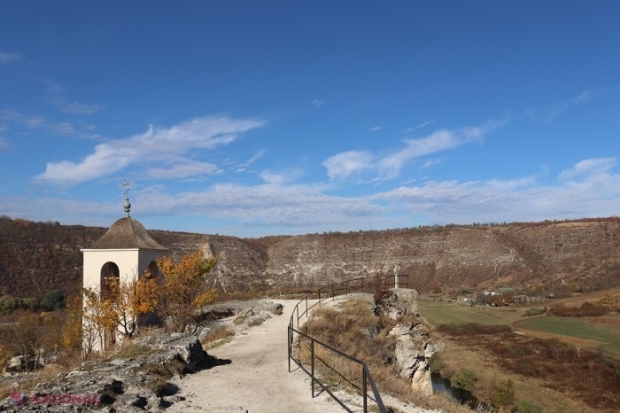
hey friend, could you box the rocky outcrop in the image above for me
[0,334,213,412]
[195,299,284,324]
[375,288,442,397]
[0,299,285,412]
[374,288,419,319]
[389,322,442,397]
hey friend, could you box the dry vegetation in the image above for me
[3,216,620,306]
[302,296,620,413]
[200,326,235,350]
[547,302,607,317]
[435,323,620,412]
[299,298,472,413]
[300,300,413,404]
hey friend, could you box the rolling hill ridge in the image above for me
[1,215,619,301]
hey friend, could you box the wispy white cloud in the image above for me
[4,157,620,234]
[313,99,325,107]
[146,160,221,179]
[394,119,506,174]
[43,81,68,94]
[260,171,289,186]
[135,181,379,229]
[405,120,434,133]
[326,119,505,181]
[485,176,537,190]
[540,91,601,123]
[323,150,374,180]
[47,96,107,115]
[39,143,135,185]
[0,137,11,150]
[369,126,382,131]
[36,116,266,185]
[235,150,266,172]
[379,129,464,177]
[558,158,616,180]
[0,52,21,65]
[42,81,107,115]
[419,158,443,169]
[0,110,85,137]
[0,196,118,226]
[373,157,620,224]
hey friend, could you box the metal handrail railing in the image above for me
[287,274,409,413]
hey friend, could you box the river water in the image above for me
[431,373,491,411]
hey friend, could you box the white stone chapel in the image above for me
[81,186,169,351]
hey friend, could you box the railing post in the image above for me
[311,340,315,398]
[287,324,291,372]
[363,368,368,413]
[332,284,334,301]
[305,296,308,319]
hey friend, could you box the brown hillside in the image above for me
[1,216,619,301]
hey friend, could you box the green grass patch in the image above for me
[514,316,620,357]
[418,298,523,327]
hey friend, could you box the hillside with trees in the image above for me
[1,215,620,308]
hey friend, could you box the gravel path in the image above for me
[167,299,439,413]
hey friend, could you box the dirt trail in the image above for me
[168,299,438,413]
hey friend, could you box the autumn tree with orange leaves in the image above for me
[156,249,217,332]
[597,293,620,313]
[105,271,160,338]
[81,269,160,350]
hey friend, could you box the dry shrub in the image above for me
[115,343,156,359]
[548,302,606,317]
[514,400,543,413]
[523,307,545,317]
[299,298,431,407]
[450,368,477,393]
[0,363,77,400]
[490,378,515,410]
[440,322,620,410]
[201,326,234,349]
[0,380,14,400]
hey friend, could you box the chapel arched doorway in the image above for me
[100,262,120,350]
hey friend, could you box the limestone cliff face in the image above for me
[265,228,526,290]
[153,219,620,294]
[149,231,268,292]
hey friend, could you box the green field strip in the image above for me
[514,317,620,356]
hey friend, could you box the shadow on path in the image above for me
[201,354,232,369]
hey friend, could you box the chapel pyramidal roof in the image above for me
[90,217,168,250]
[89,183,168,251]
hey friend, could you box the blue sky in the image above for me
[1,1,619,237]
